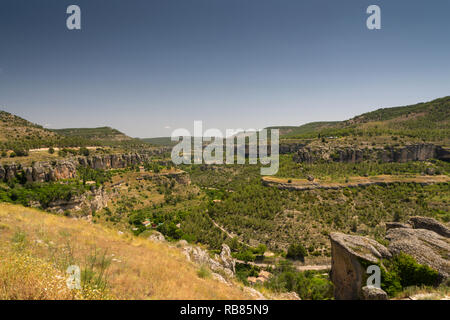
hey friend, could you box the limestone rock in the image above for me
[361,286,388,300]
[183,244,236,278]
[408,216,450,238]
[148,231,166,242]
[385,222,412,231]
[329,232,391,300]
[386,227,450,280]
[219,244,235,274]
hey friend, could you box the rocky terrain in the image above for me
[329,216,450,300]
[292,143,450,164]
[0,151,167,183]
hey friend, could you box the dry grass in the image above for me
[263,174,450,190]
[0,203,252,300]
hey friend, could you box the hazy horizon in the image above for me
[1,0,450,138]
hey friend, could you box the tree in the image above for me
[286,243,307,261]
[79,147,90,156]
[48,147,55,154]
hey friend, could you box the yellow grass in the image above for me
[0,203,251,300]
[263,174,450,189]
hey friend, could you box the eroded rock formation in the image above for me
[0,151,165,183]
[329,232,391,300]
[292,144,449,163]
[329,216,450,300]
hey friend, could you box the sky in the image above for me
[0,0,449,138]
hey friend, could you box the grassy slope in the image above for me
[0,111,59,144]
[272,96,450,144]
[0,203,251,300]
[53,127,132,141]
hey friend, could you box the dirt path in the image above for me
[210,218,247,246]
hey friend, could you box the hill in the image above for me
[53,127,134,143]
[141,137,177,147]
[0,111,60,151]
[0,202,252,300]
[272,96,450,145]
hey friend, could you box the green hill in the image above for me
[53,127,133,143]
[273,96,450,145]
[0,111,61,151]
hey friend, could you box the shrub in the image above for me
[48,147,55,154]
[79,147,90,156]
[386,253,440,288]
[286,243,307,261]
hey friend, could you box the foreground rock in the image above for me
[361,286,388,300]
[182,243,236,278]
[330,216,450,300]
[408,216,450,238]
[386,217,450,280]
[329,232,391,300]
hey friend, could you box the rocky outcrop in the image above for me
[148,231,166,242]
[386,218,450,280]
[408,216,450,238]
[182,243,236,278]
[329,232,391,300]
[47,187,113,215]
[0,151,165,183]
[293,144,449,163]
[330,216,450,300]
[361,286,388,300]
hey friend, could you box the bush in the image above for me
[386,253,440,288]
[13,149,29,157]
[264,261,333,300]
[286,243,307,261]
[79,147,90,156]
[48,147,55,154]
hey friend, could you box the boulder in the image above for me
[183,244,236,278]
[329,232,391,300]
[361,286,388,300]
[219,244,235,274]
[148,231,166,242]
[408,216,450,238]
[385,222,411,231]
[386,227,450,280]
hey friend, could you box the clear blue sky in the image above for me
[1,0,449,138]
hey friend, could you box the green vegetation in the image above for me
[273,96,450,144]
[0,181,88,209]
[264,261,333,300]
[277,155,450,180]
[286,243,307,261]
[361,253,440,297]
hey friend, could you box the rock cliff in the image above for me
[292,144,449,163]
[329,216,450,300]
[0,151,165,183]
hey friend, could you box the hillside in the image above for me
[272,96,450,145]
[0,203,252,300]
[53,127,134,143]
[141,137,177,147]
[0,111,60,150]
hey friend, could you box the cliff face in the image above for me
[0,151,164,183]
[291,144,450,163]
[46,187,114,215]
